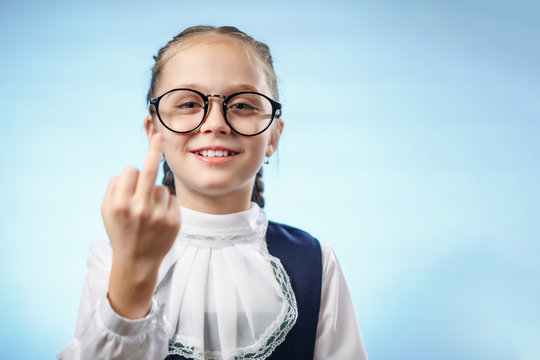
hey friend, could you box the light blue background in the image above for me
[1,0,538,359]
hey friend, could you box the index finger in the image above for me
[136,133,164,200]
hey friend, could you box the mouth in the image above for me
[192,149,239,157]
[190,146,241,162]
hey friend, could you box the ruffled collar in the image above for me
[154,202,298,359]
[158,202,268,283]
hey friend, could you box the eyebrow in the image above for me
[171,83,261,95]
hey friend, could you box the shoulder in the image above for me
[267,220,321,248]
[266,222,336,274]
[319,243,339,276]
[266,221,323,274]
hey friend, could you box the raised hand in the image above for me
[102,133,181,319]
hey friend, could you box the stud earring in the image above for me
[264,146,273,165]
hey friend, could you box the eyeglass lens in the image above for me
[157,89,275,135]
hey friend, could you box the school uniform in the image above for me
[58,203,367,360]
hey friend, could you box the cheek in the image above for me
[163,133,188,153]
[162,135,190,172]
[246,137,270,162]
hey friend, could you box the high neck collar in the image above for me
[177,202,268,245]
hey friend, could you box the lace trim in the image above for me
[167,250,298,360]
[176,233,264,249]
[177,225,267,248]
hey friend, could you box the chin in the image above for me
[177,176,253,198]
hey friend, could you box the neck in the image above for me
[173,177,254,215]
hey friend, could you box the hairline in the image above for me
[153,32,279,101]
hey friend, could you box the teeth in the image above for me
[197,150,235,157]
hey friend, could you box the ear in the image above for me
[144,115,156,140]
[266,118,284,156]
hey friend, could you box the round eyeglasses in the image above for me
[149,88,282,136]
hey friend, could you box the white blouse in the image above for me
[58,203,368,360]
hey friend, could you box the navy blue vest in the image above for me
[165,221,322,360]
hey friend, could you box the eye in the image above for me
[178,101,202,109]
[229,102,254,111]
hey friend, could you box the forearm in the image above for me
[108,257,161,319]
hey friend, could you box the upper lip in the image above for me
[190,146,241,153]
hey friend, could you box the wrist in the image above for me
[100,295,160,336]
[108,258,160,319]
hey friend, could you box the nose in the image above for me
[199,96,232,135]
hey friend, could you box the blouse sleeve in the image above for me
[57,242,169,360]
[314,244,368,360]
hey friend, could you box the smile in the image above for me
[190,147,241,165]
[194,149,238,157]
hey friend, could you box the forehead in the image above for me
[158,37,269,95]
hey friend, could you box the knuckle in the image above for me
[108,176,119,189]
[112,204,131,218]
[119,167,139,182]
[141,169,156,180]
[154,185,168,199]
[155,184,167,192]
[122,166,139,177]
[133,205,151,221]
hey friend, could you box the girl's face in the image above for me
[145,37,283,214]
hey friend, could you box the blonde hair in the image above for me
[147,25,281,207]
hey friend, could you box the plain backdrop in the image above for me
[0,0,539,359]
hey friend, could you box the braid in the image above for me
[251,167,265,208]
[162,160,176,195]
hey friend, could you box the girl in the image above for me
[59,26,368,360]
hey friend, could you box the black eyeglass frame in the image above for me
[149,88,282,137]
